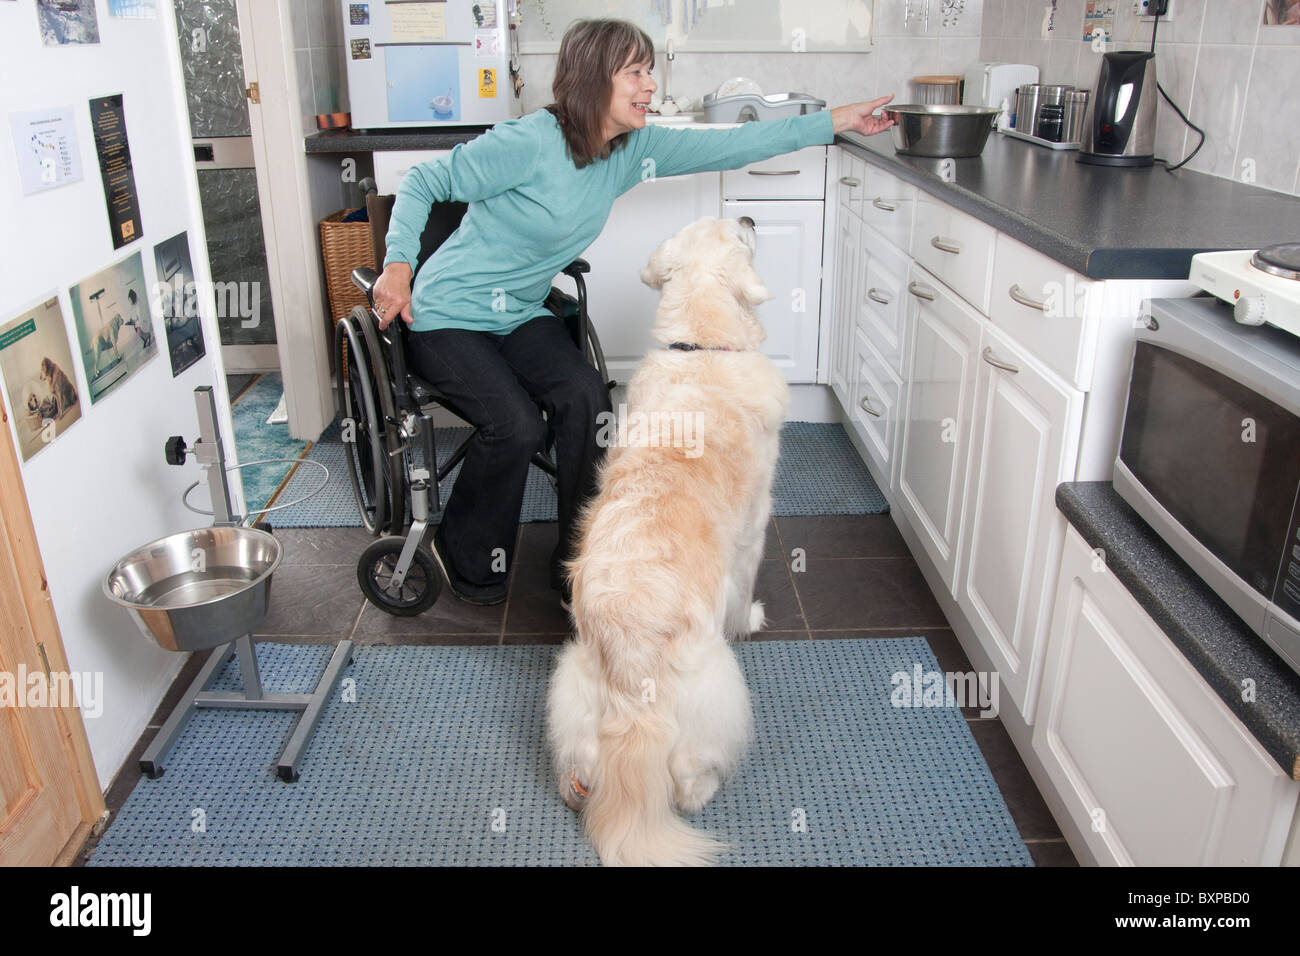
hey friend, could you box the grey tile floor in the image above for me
[79,512,1077,867]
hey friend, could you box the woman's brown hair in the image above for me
[546,18,655,168]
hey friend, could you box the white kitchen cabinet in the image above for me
[574,171,719,383]
[911,194,996,316]
[859,165,916,254]
[723,146,827,201]
[1035,525,1300,866]
[724,200,824,383]
[896,264,984,593]
[850,324,903,488]
[830,210,862,406]
[857,232,910,379]
[956,324,1085,719]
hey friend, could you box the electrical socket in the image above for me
[1134,0,1173,19]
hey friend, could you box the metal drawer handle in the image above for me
[839,176,861,187]
[1009,283,1047,311]
[872,197,897,212]
[908,281,936,301]
[749,169,800,176]
[931,236,961,254]
[867,288,892,305]
[859,395,882,417]
[982,346,1020,374]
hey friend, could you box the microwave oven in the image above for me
[1113,296,1300,675]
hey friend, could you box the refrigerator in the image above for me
[342,0,522,129]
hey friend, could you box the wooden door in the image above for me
[0,412,104,865]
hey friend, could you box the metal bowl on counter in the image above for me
[883,104,1000,158]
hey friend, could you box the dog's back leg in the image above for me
[670,637,753,815]
[546,639,602,812]
[723,503,771,640]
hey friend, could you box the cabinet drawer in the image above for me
[859,164,916,252]
[856,235,909,380]
[990,233,1097,391]
[373,149,450,194]
[724,146,826,200]
[832,149,865,219]
[911,196,995,315]
[851,326,902,487]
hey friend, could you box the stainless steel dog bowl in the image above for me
[884,104,1000,158]
[103,526,281,652]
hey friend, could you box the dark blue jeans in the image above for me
[405,313,611,595]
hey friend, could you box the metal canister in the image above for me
[1062,89,1090,144]
[1015,84,1042,133]
[1036,103,1065,142]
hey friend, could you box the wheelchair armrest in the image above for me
[350,267,379,302]
[561,258,590,278]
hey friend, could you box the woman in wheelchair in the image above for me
[368,18,895,607]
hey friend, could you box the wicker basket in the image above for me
[319,208,374,328]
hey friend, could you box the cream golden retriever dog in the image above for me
[546,216,789,866]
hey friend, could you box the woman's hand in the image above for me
[372,262,414,330]
[830,95,897,137]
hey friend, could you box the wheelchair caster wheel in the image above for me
[358,537,441,616]
[278,766,299,783]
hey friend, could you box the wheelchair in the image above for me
[335,193,614,615]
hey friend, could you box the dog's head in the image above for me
[40,357,55,381]
[640,217,770,351]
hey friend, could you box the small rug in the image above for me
[229,372,309,517]
[266,419,887,527]
[85,639,1029,867]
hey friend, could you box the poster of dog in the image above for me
[1264,0,1300,24]
[69,251,158,404]
[153,231,206,377]
[0,296,83,462]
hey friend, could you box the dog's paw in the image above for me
[560,770,590,813]
[748,600,766,634]
[674,768,722,815]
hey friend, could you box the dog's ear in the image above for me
[729,255,771,308]
[641,235,680,290]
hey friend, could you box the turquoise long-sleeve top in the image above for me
[383,108,835,334]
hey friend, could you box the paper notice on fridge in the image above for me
[9,106,83,195]
[388,1,445,42]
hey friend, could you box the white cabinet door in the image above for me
[724,200,824,383]
[956,325,1084,720]
[896,264,983,594]
[1035,525,1300,866]
[850,324,903,490]
[576,172,719,383]
[830,211,862,406]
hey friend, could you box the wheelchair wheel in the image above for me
[335,310,394,536]
[357,536,441,616]
[356,307,409,536]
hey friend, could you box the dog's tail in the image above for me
[582,692,724,867]
[576,598,724,867]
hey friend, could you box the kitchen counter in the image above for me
[1055,481,1300,780]
[836,129,1300,281]
[305,127,488,153]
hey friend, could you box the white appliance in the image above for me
[342,0,521,129]
[962,62,1038,128]
[1189,244,1300,339]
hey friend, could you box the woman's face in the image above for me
[604,57,657,141]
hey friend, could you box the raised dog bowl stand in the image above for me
[104,386,351,782]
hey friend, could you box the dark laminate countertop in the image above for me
[836,129,1300,281]
[305,127,487,153]
[1056,481,1300,781]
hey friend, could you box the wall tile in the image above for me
[876,0,933,37]
[1184,44,1255,177]
[1152,41,1196,165]
[983,0,1005,38]
[1234,46,1300,190]
[290,0,310,51]
[295,48,315,135]
[939,0,985,37]
[1049,0,1086,40]
[1043,37,1079,84]
[939,36,983,72]
[1258,20,1300,45]
[1202,0,1264,45]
